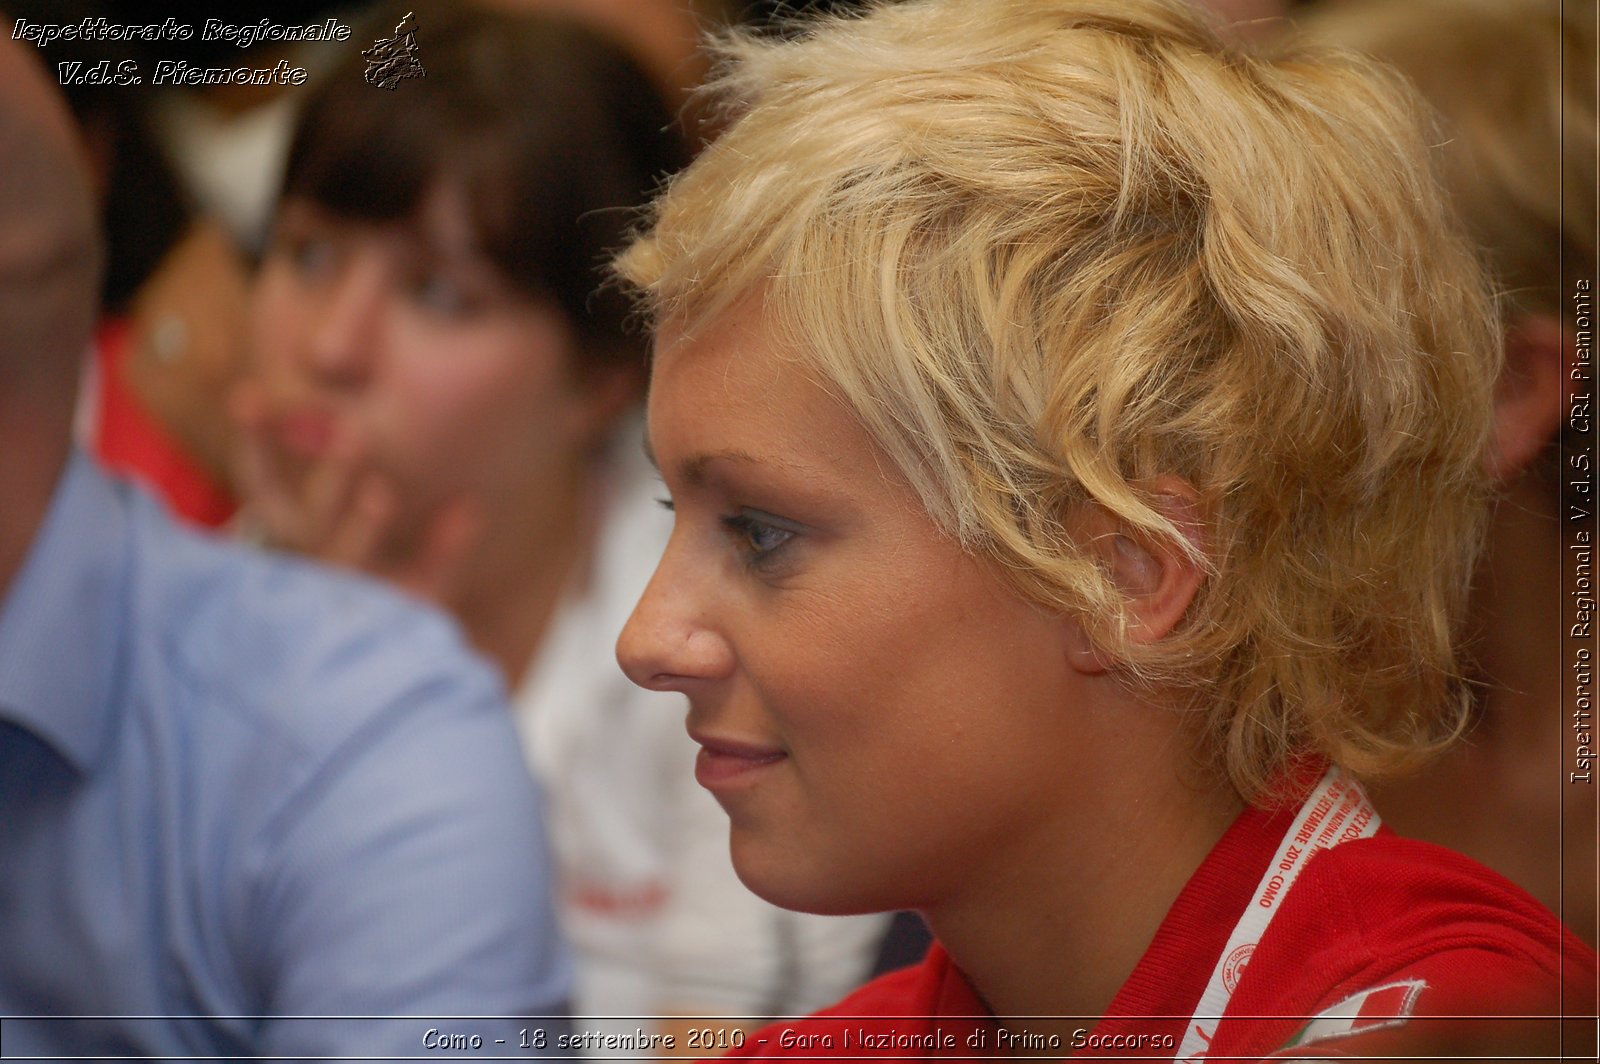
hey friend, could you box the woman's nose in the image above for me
[306,256,386,386]
[616,551,736,692]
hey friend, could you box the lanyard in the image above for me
[1173,765,1381,1062]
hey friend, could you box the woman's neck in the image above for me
[927,730,1242,1044]
[454,471,600,689]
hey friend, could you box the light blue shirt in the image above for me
[0,454,570,1059]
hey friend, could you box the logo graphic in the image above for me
[363,11,424,90]
[1221,943,1254,993]
[1284,979,1427,1048]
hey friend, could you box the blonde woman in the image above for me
[613,0,1598,1056]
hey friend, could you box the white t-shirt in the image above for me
[513,427,887,1047]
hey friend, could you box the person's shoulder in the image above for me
[1307,833,1589,960]
[124,490,505,752]
[1216,835,1596,1058]
[1254,832,1596,1015]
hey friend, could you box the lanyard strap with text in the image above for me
[1173,765,1381,1062]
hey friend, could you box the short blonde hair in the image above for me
[618,0,1502,803]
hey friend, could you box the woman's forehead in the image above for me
[647,303,892,486]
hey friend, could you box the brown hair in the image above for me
[281,4,688,373]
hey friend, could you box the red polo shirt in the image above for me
[726,798,1596,1059]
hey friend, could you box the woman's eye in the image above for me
[721,511,797,567]
[411,272,475,316]
[282,233,336,280]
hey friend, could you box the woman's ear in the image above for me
[1065,476,1207,675]
[1487,312,1569,483]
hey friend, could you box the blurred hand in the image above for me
[230,379,482,607]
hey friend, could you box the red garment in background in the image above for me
[89,318,235,528]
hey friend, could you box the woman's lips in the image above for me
[275,409,339,459]
[691,732,787,790]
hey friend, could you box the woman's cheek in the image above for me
[382,369,510,492]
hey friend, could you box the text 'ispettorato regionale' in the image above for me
[10,18,352,87]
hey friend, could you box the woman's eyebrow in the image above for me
[640,438,808,487]
[678,451,763,486]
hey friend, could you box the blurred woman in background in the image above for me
[236,3,887,1045]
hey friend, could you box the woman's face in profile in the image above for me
[246,185,595,524]
[618,299,1093,916]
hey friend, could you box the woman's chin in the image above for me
[728,830,905,918]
